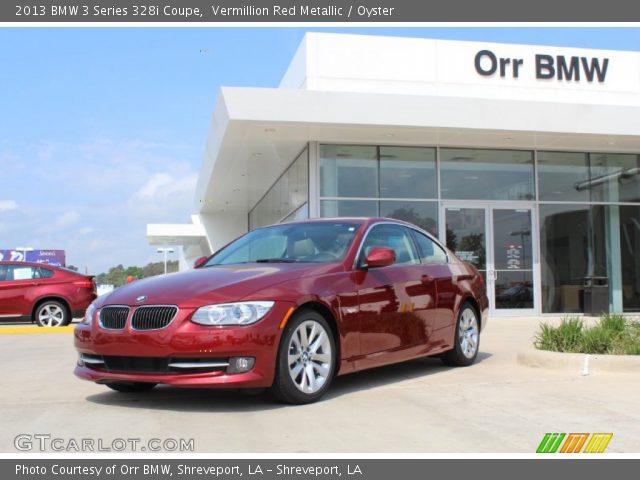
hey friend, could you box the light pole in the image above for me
[157,247,175,275]
[15,246,34,262]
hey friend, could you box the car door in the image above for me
[0,264,37,318]
[409,229,456,338]
[353,223,434,356]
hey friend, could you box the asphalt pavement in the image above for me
[0,317,638,453]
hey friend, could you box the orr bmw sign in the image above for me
[474,49,609,83]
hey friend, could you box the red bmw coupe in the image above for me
[74,218,488,404]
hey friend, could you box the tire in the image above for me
[34,300,70,327]
[105,382,157,393]
[271,310,336,404]
[441,302,480,367]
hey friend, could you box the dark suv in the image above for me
[0,261,96,326]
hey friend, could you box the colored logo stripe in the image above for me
[537,433,613,453]
[537,433,566,453]
[583,433,613,453]
[560,433,589,453]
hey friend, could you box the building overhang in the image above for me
[146,216,207,247]
[197,86,640,215]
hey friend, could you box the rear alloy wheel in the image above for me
[441,302,480,367]
[35,301,70,327]
[105,382,157,393]
[272,310,336,404]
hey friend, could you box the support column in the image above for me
[605,205,623,313]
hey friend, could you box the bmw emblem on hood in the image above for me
[136,295,147,303]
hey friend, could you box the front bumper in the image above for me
[74,301,294,389]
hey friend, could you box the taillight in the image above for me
[73,279,94,290]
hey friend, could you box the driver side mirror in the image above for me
[364,247,395,268]
[193,256,208,269]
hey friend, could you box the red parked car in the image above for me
[74,218,488,404]
[0,261,96,327]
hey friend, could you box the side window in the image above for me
[7,265,36,280]
[37,268,54,279]
[0,265,8,281]
[412,230,448,264]
[360,224,420,265]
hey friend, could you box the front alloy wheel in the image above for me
[272,310,336,404]
[35,301,70,327]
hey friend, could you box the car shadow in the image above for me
[85,352,491,413]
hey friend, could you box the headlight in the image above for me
[191,301,275,326]
[81,303,96,325]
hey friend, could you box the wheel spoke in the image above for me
[290,362,303,380]
[313,362,330,377]
[304,364,316,392]
[288,352,301,365]
[309,331,326,353]
[299,325,309,348]
[308,323,317,345]
[311,351,331,363]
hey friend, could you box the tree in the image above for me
[95,261,179,287]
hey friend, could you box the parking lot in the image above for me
[1,317,639,453]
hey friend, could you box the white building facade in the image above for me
[148,33,640,316]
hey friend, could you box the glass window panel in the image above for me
[495,271,534,309]
[380,200,438,237]
[538,151,589,202]
[620,205,640,312]
[379,146,436,198]
[445,208,487,271]
[249,148,309,230]
[539,204,590,313]
[320,145,378,198]
[411,230,448,264]
[440,148,534,201]
[589,153,640,203]
[492,209,533,271]
[320,200,378,218]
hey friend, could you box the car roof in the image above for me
[0,261,62,270]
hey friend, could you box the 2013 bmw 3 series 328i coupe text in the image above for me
[74,218,488,404]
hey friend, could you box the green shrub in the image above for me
[534,317,583,352]
[534,315,639,355]
[580,326,613,354]
[599,313,626,336]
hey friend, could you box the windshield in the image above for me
[205,222,362,266]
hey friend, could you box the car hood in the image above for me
[98,263,340,308]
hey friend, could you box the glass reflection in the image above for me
[380,201,438,236]
[537,151,589,202]
[440,148,534,200]
[379,146,437,199]
[320,145,377,198]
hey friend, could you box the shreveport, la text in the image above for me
[15,464,364,477]
[14,434,195,452]
[210,4,396,18]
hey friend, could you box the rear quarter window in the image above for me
[37,268,54,279]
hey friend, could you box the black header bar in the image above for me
[3,0,640,22]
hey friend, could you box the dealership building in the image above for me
[147,33,640,316]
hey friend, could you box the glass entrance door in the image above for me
[491,208,535,313]
[443,205,537,315]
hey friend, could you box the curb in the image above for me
[517,349,640,375]
[0,325,75,335]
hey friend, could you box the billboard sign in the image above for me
[0,249,66,266]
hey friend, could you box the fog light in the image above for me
[227,357,255,374]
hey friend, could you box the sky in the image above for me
[1,27,639,274]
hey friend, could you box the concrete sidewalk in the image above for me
[0,316,638,453]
